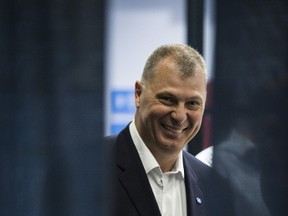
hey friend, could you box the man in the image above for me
[105,44,211,216]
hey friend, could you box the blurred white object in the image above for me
[195,146,213,167]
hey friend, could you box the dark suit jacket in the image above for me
[104,124,211,216]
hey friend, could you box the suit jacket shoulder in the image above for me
[183,150,211,186]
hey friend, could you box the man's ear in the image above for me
[135,81,142,108]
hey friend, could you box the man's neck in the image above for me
[147,146,180,173]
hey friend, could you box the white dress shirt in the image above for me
[129,121,187,216]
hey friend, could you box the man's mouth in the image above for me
[161,124,187,134]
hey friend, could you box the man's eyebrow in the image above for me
[188,95,203,100]
[188,96,205,104]
[156,92,176,97]
[156,93,204,103]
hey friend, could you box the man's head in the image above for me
[141,44,207,86]
[134,44,207,156]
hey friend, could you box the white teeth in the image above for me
[163,125,182,134]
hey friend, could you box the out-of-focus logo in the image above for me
[111,90,135,113]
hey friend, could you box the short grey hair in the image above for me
[141,44,207,84]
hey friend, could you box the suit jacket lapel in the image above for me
[116,126,161,216]
[184,153,206,216]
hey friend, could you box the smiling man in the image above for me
[105,44,211,216]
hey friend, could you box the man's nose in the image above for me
[170,104,187,125]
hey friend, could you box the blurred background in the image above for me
[1,0,287,215]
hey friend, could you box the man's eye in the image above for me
[159,97,174,104]
[187,101,201,109]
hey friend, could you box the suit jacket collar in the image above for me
[116,125,162,216]
[183,151,206,216]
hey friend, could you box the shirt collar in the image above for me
[129,120,185,178]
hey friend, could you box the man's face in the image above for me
[134,58,207,154]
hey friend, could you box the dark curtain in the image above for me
[0,0,107,215]
[209,0,288,215]
[186,0,205,155]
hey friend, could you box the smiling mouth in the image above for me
[162,124,187,134]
